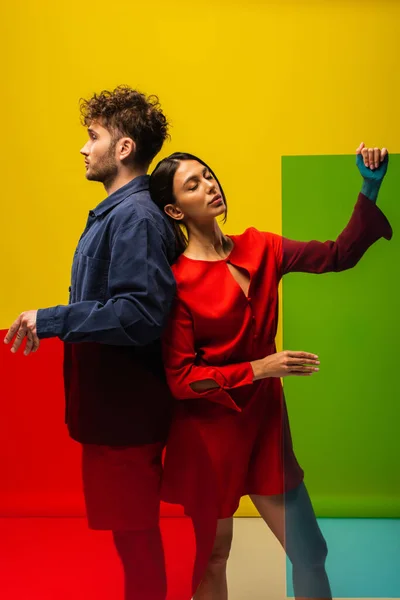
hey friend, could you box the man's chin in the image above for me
[85,170,102,182]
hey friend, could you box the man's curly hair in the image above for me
[80,85,169,166]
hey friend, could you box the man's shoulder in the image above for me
[114,190,166,226]
[110,191,176,259]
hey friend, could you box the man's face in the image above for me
[80,121,118,183]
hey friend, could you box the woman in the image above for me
[149,143,391,600]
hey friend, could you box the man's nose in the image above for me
[80,142,89,156]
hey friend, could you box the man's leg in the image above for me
[113,528,166,600]
[82,442,166,600]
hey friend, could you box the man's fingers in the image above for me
[32,336,40,353]
[381,148,388,162]
[24,332,40,356]
[11,328,27,354]
[4,318,22,344]
[31,335,40,353]
[24,334,34,356]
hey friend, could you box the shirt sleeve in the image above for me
[270,193,392,277]
[162,297,254,411]
[36,217,176,346]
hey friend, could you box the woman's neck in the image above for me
[184,221,233,261]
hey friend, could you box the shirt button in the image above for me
[89,210,95,217]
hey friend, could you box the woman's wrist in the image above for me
[250,358,269,381]
[361,179,382,203]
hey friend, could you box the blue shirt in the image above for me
[37,175,176,345]
[36,175,177,446]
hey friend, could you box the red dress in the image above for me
[161,194,392,527]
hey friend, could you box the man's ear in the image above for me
[117,137,136,162]
[164,203,185,221]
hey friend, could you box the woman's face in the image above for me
[167,160,225,223]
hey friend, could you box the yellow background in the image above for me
[1,0,399,516]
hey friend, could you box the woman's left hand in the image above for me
[356,142,388,174]
[356,142,389,203]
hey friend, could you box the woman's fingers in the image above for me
[357,143,388,169]
[287,351,318,360]
[287,358,319,366]
[356,142,365,154]
[368,147,375,169]
[285,366,316,376]
[373,147,380,169]
[362,147,369,167]
[280,350,320,376]
[289,365,319,373]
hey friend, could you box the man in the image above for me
[4,85,176,600]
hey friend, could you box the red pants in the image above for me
[81,442,164,530]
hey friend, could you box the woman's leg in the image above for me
[193,517,234,600]
[250,483,332,600]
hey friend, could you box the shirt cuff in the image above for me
[36,306,64,339]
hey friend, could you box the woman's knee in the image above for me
[208,537,232,572]
[284,484,329,570]
[288,527,328,570]
[206,522,233,572]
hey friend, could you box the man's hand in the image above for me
[4,310,40,356]
[356,142,389,203]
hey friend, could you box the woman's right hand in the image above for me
[251,351,320,380]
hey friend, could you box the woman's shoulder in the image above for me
[171,254,210,285]
[231,227,281,248]
[171,254,198,275]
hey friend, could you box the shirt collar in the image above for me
[91,175,150,218]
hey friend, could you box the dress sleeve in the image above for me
[270,193,392,277]
[162,297,254,411]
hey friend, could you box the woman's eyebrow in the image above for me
[183,168,208,186]
[183,174,199,186]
